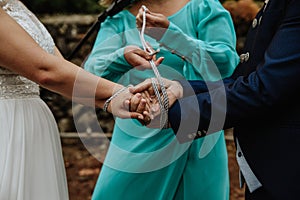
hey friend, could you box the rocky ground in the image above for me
[62,130,245,200]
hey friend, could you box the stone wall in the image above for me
[40,14,98,65]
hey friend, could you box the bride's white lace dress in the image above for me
[0,0,68,199]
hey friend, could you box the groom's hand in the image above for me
[130,78,183,107]
[129,78,184,127]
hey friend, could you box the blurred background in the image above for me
[20,0,264,199]
[22,0,103,14]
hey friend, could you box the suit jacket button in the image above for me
[239,52,250,63]
[244,52,250,62]
[188,133,194,139]
[238,152,243,157]
[252,18,258,28]
[258,16,262,25]
[197,131,202,137]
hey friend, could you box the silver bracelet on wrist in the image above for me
[103,85,133,113]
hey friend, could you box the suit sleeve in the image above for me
[169,1,300,142]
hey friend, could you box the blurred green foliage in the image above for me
[21,0,103,14]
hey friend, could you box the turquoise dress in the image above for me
[84,0,239,199]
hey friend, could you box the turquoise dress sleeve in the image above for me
[83,15,132,82]
[159,0,239,80]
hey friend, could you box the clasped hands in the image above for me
[130,78,184,127]
[107,78,183,128]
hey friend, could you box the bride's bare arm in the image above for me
[0,7,143,119]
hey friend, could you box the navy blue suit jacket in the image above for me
[169,0,300,198]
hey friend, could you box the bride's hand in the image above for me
[128,91,154,125]
[106,86,146,120]
[129,91,165,129]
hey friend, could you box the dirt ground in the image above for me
[62,132,245,200]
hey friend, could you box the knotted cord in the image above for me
[139,5,169,128]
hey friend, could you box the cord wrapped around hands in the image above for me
[138,5,169,129]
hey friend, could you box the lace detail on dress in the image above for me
[1,0,55,54]
[0,74,40,99]
[0,0,54,99]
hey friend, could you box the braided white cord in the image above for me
[151,78,169,128]
[139,5,169,128]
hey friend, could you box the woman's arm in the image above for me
[0,7,143,119]
[136,0,240,81]
[83,15,160,82]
